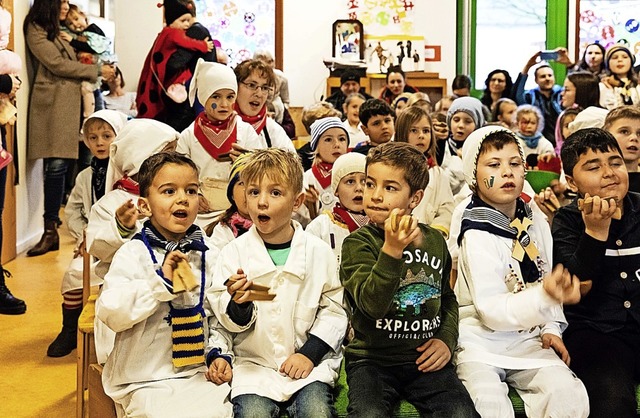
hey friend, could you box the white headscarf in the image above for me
[81,109,128,135]
[188,59,238,106]
[105,119,180,193]
[462,125,525,188]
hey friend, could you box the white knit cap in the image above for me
[568,106,609,135]
[81,109,128,136]
[462,125,524,188]
[188,59,238,106]
[309,116,349,151]
[105,119,180,193]
[331,152,366,192]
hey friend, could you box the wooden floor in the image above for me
[0,221,77,417]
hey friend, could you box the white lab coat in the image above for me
[207,222,348,401]
[61,167,100,293]
[97,238,232,417]
[454,208,567,370]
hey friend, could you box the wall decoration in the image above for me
[193,0,278,67]
[333,20,364,61]
[345,0,418,36]
[423,45,441,62]
[577,0,640,63]
[364,34,425,73]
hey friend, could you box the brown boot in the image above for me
[27,219,60,257]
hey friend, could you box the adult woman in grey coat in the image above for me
[23,0,114,256]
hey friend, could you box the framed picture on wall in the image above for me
[332,19,364,61]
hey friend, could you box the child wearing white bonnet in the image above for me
[178,59,262,216]
[307,152,368,262]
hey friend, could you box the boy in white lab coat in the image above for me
[96,152,232,417]
[206,148,348,417]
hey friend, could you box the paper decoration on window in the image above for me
[194,0,276,67]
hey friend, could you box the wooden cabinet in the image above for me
[326,72,448,105]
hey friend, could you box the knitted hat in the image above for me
[446,96,485,131]
[309,116,349,151]
[106,119,180,193]
[188,59,238,106]
[331,152,366,192]
[81,109,128,136]
[226,152,253,205]
[462,125,524,188]
[160,0,195,25]
[605,44,636,69]
[340,70,360,86]
[568,106,609,135]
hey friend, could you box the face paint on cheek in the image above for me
[210,103,217,110]
[483,176,495,189]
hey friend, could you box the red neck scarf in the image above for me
[113,175,140,195]
[427,156,436,169]
[234,103,267,135]
[193,112,238,160]
[311,161,333,190]
[332,204,369,232]
[227,212,253,238]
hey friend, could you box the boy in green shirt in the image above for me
[340,142,477,417]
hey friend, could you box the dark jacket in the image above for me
[552,192,640,333]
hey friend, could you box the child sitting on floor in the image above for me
[177,59,261,220]
[302,116,349,222]
[395,105,454,237]
[207,148,348,417]
[96,152,232,417]
[306,152,368,262]
[514,104,555,168]
[204,152,253,250]
[340,142,478,417]
[353,98,395,156]
[46,109,127,358]
[86,118,180,363]
[442,96,485,198]
[454,125,588,418]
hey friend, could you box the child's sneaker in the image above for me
[0,147,12,170]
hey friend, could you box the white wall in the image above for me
[281,0,458,106]
[112,0,459,104]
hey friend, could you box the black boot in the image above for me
[27,219,60,257]
[0,268,26,315]
[47,305,82,357]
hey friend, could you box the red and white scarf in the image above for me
[311,161,333,190]
[113,175,140,195]
[332,204,368,232]
[234,103,267,135]
[193,112,238,160]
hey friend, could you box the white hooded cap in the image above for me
[105,119,180,193]
[331,152,366,192]
[188,59,238,106]
[461,125,525,188]
[81,109,128,136]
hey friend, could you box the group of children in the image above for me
[34,24,640,414]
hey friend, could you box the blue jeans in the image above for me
[232,381,335,418]
[43,157,74,222]
[345,359,479,418]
